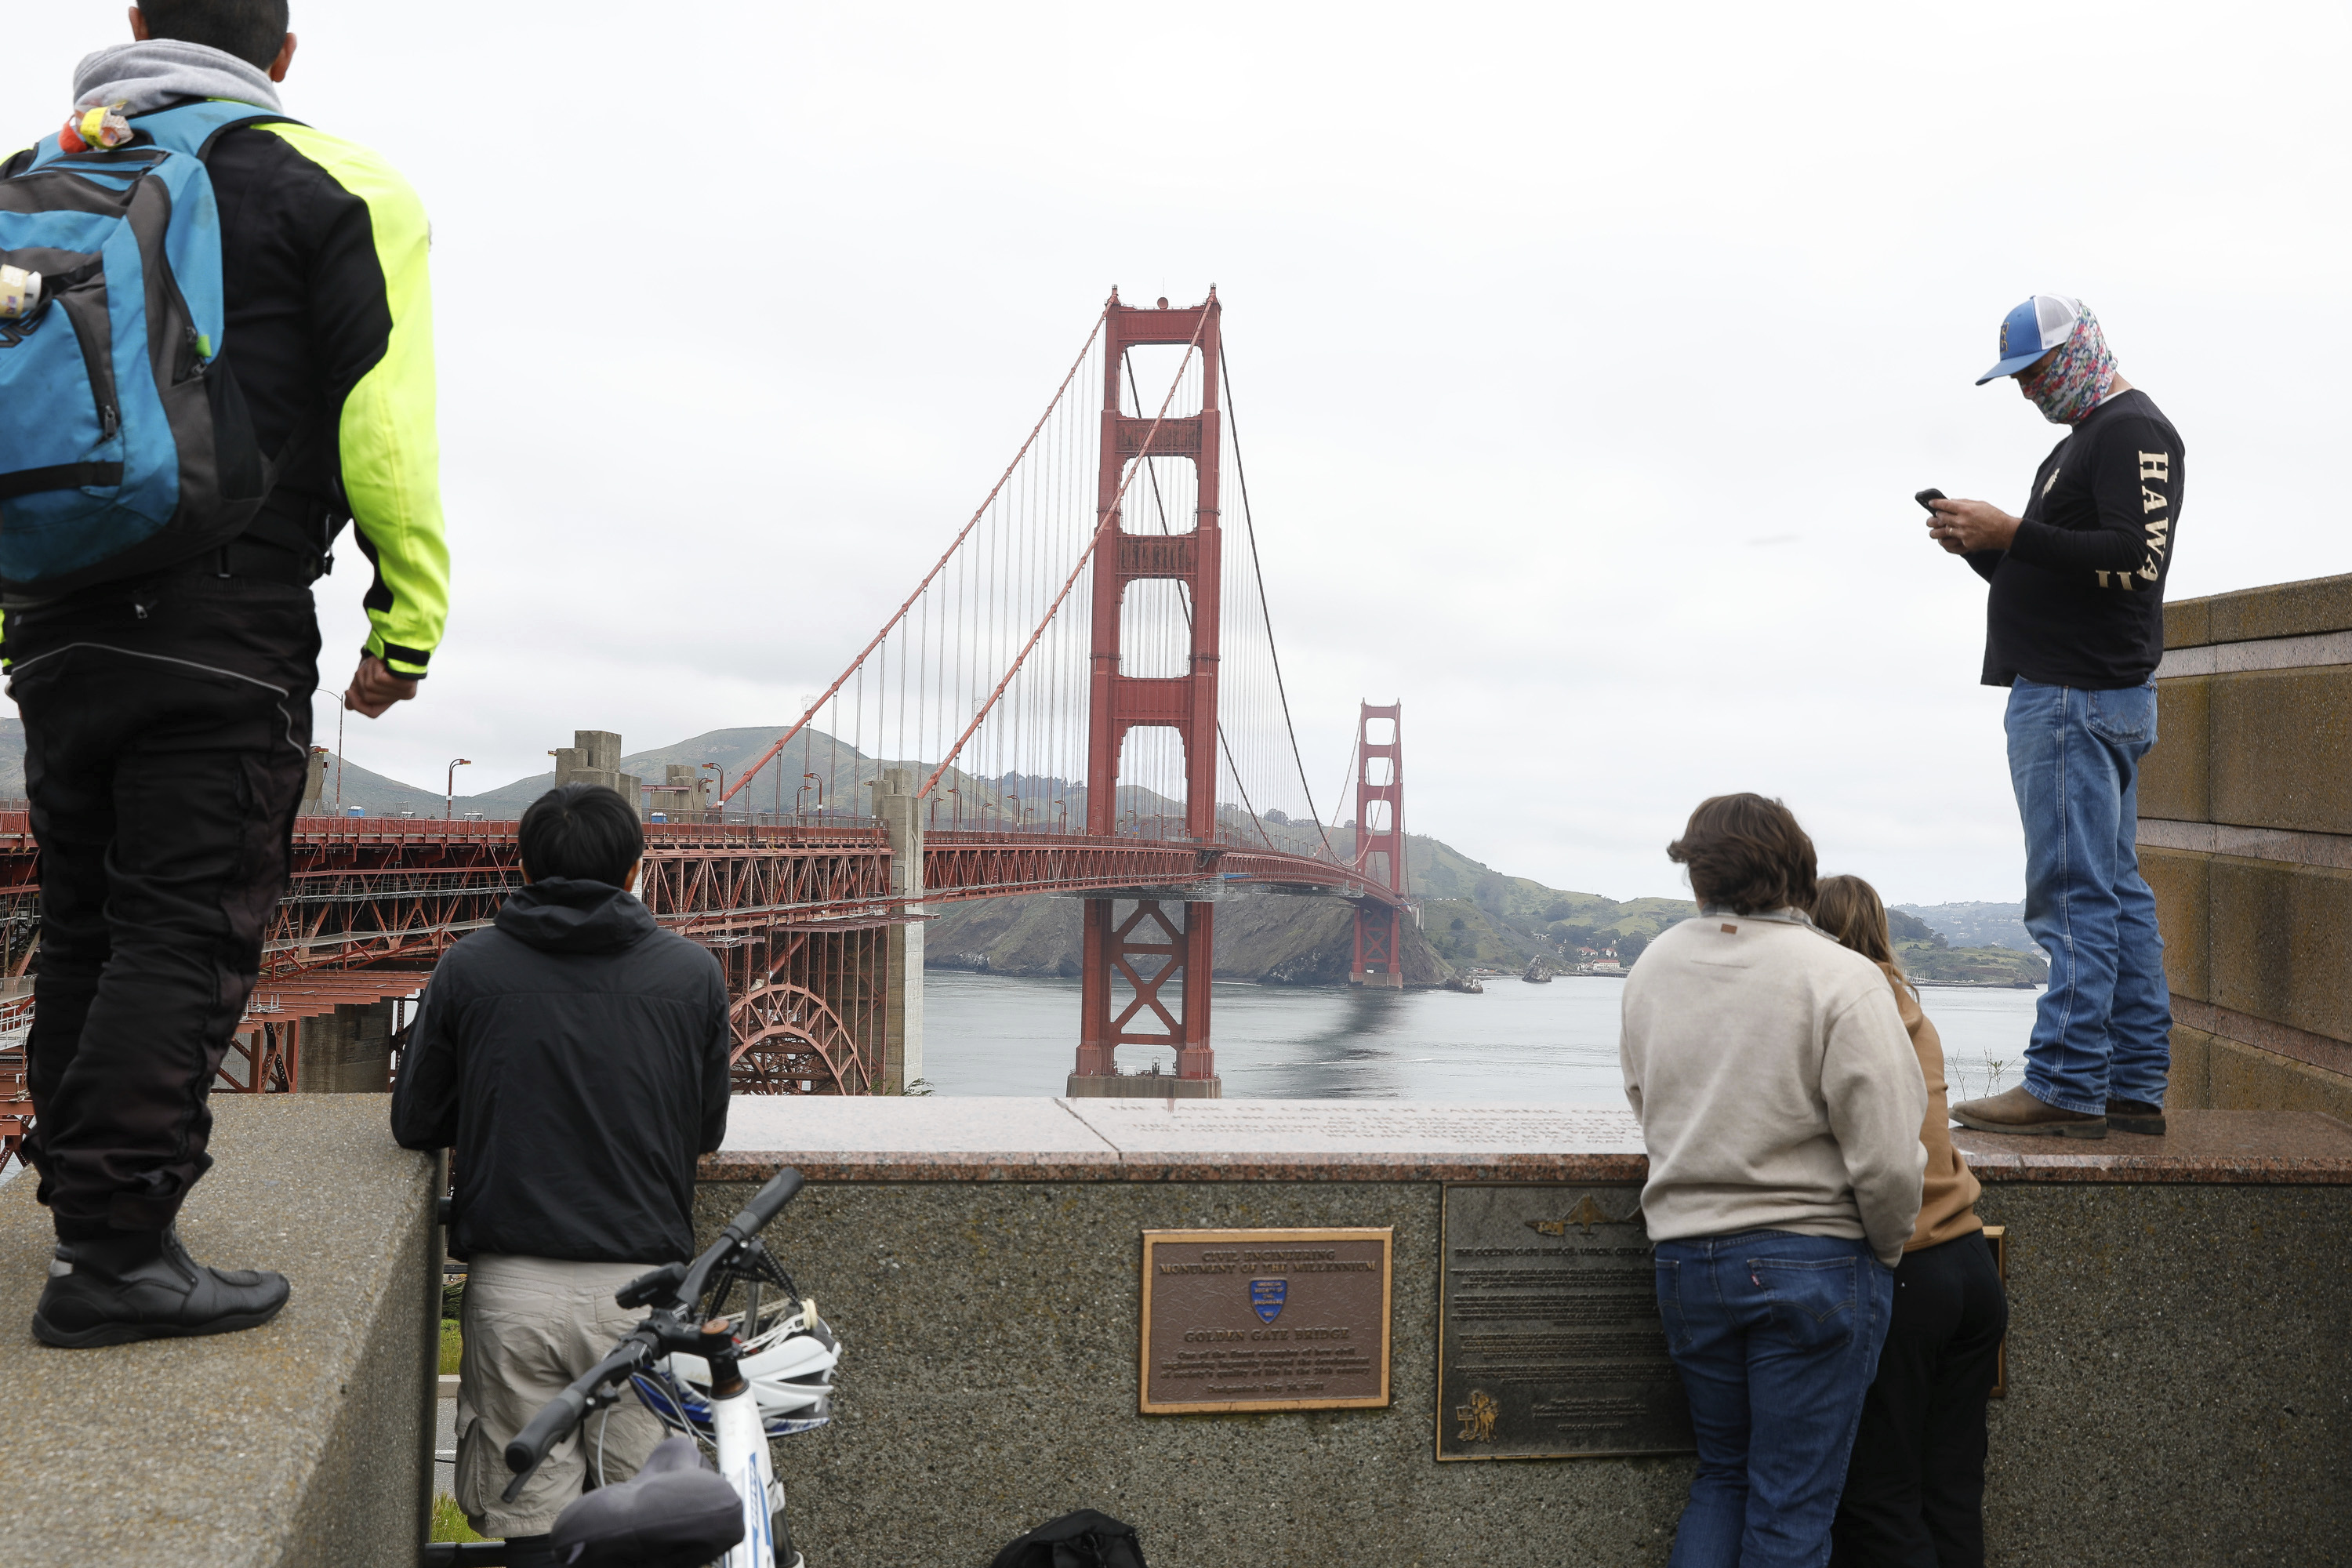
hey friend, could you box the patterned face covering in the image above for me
[2018,305,2117,426]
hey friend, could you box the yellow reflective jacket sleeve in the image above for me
[258,123,448,679]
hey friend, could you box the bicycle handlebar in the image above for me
[503,1335,654,1486]
[727,1167,804,1242]
[502,1167,809,1493]
[677,1166,805,1312]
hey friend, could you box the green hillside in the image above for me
[1888,908,2046,987]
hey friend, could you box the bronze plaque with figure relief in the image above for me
[1437,1184,1696,1459]
[1139,1228,1392,1414]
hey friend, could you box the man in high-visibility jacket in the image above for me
[4,0,450,1347]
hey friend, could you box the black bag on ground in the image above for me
[989,1508,1149,1568]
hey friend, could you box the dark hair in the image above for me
[519,784,644,886]
[136,0,290,70]
[1812,873,1908,989]
[1666,793,1817,915]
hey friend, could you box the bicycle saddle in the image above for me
[550,1436,745,1568]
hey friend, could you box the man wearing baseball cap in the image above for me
[1925,296,2181,1139]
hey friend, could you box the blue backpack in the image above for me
[0,100,298,595]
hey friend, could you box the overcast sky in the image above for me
[6,2,2343,904]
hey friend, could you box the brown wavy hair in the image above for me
[1811,873,1908,989]
[1666,793,1817,915]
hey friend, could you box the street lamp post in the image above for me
[700,762,724,822]
[797,772,823,818]
[445,758,471,821]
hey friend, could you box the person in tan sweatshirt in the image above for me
[1621,794,1926,1568]
[1813,876,2009,1568]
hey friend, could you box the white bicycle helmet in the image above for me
[633,1298,840,1440]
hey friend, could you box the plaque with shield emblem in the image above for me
[1139,1227,1392,1414]
[1437,1184,1696,1459]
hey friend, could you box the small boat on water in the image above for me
[1522,960,1551,984]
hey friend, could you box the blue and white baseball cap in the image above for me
[1976,295,2084,384]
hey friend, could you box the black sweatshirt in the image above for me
[1965,388,2184,689]
[390,879,732,1265]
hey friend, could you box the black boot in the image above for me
[33,1225,289,1348]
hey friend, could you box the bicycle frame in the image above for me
[710,1375,784,1568]
[420,1167,813,1568]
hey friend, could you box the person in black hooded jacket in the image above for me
[391,782,731,1560]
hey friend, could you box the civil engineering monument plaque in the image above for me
[1139,1228,1392,1414]
[1437,1184,1696,1460]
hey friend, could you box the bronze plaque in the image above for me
[1139,1228,1392,1414]
[1437,1184,1695,1459]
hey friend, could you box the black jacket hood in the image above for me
[495,877,658,954]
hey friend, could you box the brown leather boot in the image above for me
[2105,1098,2167,1135]
[1951,1085,2107,1139]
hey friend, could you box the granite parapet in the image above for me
[1951,1109,2352,1182]
[1974,1181,2352,1566]
[0,1097,439,1567]
[710,1101,2352,1186]
[709,1101,2352,1567]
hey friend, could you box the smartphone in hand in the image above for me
[1915,488,1946,512]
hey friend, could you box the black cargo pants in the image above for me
[6,572,318,1239]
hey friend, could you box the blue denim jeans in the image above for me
[2003,678,2172,1115]
[1655,1231,1895,1568]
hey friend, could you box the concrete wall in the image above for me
[552,729,644,818]
[0,1098,441,1567]
[296,1000,397,1094]
[695,1167,2352,1568]
[2141,572,2352,1118]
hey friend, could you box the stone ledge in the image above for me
[2137,818,2352,871]
[2164,570,2352,648]
[1953,1109,2352,1182]
[0,1098,439,1567]
[710,1098,1650,1184]
[710,1100,2352,1187]
[2172,994,2352,1076]
[2156,628,2352,677]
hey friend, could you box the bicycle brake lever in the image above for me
[615,1261,688,1309]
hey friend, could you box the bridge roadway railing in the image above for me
[0,812,1392,1123]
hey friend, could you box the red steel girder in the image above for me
[1351,702,1410,985]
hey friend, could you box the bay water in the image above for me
[920,970,2039,1102]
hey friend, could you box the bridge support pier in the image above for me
[871,768,925,1095]
[1352,906,1405,988]
[1069,896,1221,1098]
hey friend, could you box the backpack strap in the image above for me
[131,100,308,162]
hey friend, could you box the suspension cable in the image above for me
[721,308,1109,804]
[1122,354,1279,851]
[1221,350,1341,865]
[915,306,1212,801]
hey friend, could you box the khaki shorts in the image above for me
[454,1254,670,1538]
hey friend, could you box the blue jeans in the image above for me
[1655,1231,1895,1568]
[2003,678,2172,1114]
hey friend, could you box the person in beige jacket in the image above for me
[1622,794,1926,1568]
[1813,877,2009,1568]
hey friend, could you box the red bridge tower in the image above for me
[1351,702,1407,987]
[1070,290,1225,1097]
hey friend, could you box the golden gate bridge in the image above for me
[0,290,1412,1161]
